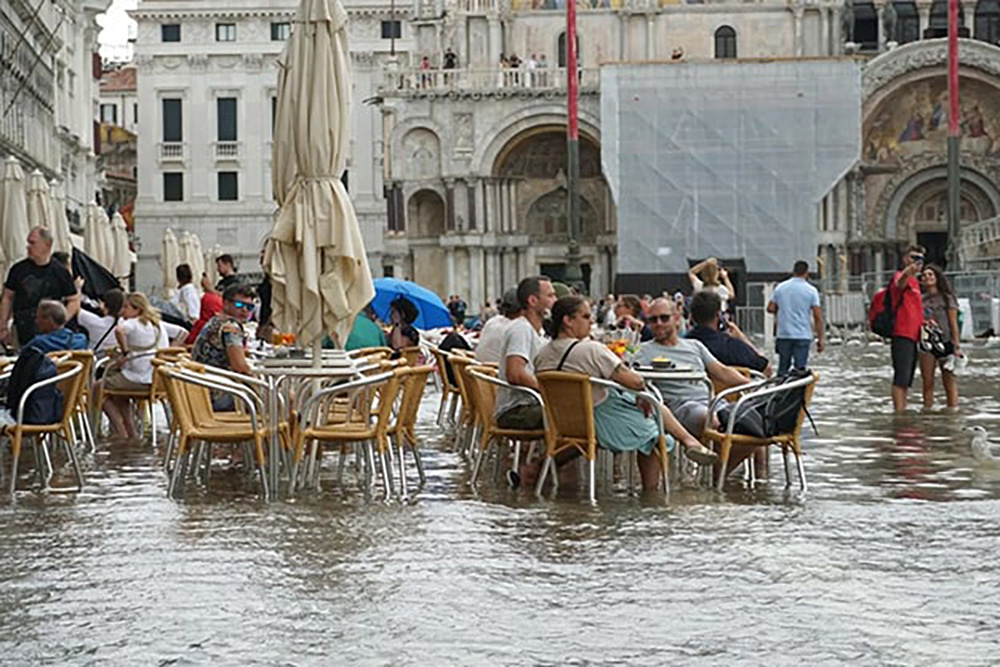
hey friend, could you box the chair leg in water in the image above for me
[507,440,522,488]
[379,449,393,498]
[396,435,409,501]
[781,445,792,487]
[470,439,488,486]
[64,433,85,491]
[534,456,553,498]
[411,443,426,487]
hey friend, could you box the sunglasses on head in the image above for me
[232,300,254,310]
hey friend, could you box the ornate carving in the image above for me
[863,41,1000,102]
[454,112,474,153]
[242,53,264,70]
[352,51,376,67]
[187,54,209,70]
[402,128,441,180]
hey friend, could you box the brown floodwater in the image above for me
[1,344,999,665]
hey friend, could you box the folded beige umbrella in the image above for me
[47,180,74,255]
[188,232,205,286]
[26,170,52,230]
[111,212,132,285]
[84,202,105,267]
[162,228,180,292]
[267,0,374,350]
[1,157,30,280]
[99,208,115,270]
[204,243,222,286]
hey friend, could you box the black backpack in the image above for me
[6,346,64,425]
[718,368,816,438]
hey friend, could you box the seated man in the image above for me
[494,276,557,430]
[635,297,750,438]
[685,291,772,377]
[475,288,520,364]
[192,284,255,410]
[26,300,88,353]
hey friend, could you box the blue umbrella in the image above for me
[371,278,453,330]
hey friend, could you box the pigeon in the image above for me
[965,425,1000,463]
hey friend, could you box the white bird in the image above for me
[984,337,1000,349]
[965,426,1000,463]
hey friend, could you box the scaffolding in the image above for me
[602,60,862,275]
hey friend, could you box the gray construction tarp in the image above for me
[602,60,862,274]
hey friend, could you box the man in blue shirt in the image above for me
[27,300,88,353]
[686,291,771,376]
[767,260,824,374]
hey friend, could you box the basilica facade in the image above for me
[131,0,1000,304]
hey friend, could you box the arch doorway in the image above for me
[407,189,448,296]
[407,189,446,238]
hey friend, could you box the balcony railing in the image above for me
[455,0,766,13]
[380,66,600,95]
[961,216,1000,264]
[215,141,240,159]
[159,142,184,160]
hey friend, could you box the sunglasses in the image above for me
[232,300,255,310]
[648,314,674,323]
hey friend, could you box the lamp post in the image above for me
[945,0,962,270]
[564,0,585,293]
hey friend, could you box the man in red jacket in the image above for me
[889,244,925,412]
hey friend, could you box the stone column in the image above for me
[876,3,885,51]
[508,180,518,232]
[488,18,503,61]
[444,179,456,231]
[471,178,483,231]
[470,246,484,307]
[618,14,627,61]
[793,7,804,57]
[484,178,497,233]
[446,248,456,295]
[918,1,931,37]
[646,13,656,60]
[496,180,506,232]
[453,179,469,231]
[819,7,830,55]
[484,248,497,302]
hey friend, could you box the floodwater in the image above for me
[2,344,1000,665]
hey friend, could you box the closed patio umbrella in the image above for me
[188,232,205,286]
[110,212,132,285]
[204,243,221,286]
[48,180,74,255]
[84,202,105,268]
[1,157,30,281]
[100,208,115,270]
[26,169,52,230]
[266,0,374,350]
[162,228,180,293]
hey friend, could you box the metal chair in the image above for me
[465,366,545,489]
[702,371,818,492]
[3,360,87,495]
[428,345,461,426]
[386,364,436,498]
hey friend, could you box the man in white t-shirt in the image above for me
[494,276,557,430]
[475,288,520,364]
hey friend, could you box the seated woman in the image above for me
[534,295,717,492]
[97,292,163,440]
[388,296,420,356]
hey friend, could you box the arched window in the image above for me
[714,26,737,59]
[930,0,966,36]
[975,0,1000,44]
[892,1,921,43]
[557,32,581,68]
[852,1,879,50]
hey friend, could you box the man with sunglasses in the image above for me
[888,244,926,412]
[192,284,256,409]
[635,297,751,438]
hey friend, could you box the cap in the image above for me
[552,282,572,299]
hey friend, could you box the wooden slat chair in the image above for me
[465,365,546,489]
[347,346,393,360]
[4,360,87,495]
[64,349,96,450]
[428,345,461,426]
[398,345,423,368]
[702,371,818,492]
[160,367,270,498]
[535,371,671,503]
[296,370,401,497]
[386,364,436,497]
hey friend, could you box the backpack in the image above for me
[717,368,816,438]
[869,278,902,339]
[6,346,64,425]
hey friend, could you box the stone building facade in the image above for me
[1,0,105,231]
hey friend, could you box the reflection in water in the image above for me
[1,346,999,663]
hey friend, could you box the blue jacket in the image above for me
[686,325,769,373]
[27,328,89,353]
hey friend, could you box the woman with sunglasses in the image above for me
[532,295,717,492]
[191,284,256,410]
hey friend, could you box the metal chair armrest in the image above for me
[468,370,545,411]
[15,364,84,425]
[165,369,260,434]
[706,378,771,415]
[298,371,395,422]
[716,373,817,438]
[590,377,667,437]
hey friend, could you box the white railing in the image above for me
[381,66,600,94]
[215,141,240,159]
[456,0,499,12]
[961,215,1000,264]
[159,142,183,160]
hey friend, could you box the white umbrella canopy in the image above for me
[47,180,74,255]
[84,202,105,266]
[1,156,30,279]
[162,228,180,292]
[110,212,132,283]
[267,0,374,348]
[26,169,52,230]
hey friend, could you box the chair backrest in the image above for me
[713,365,753,401]
[54,360,86,428]
[175,361,218,425]
[371,369,404,437]
[792,372,819,436]
[448,354,476,420]
[536,371,596,442]
[429,346,458,391]
[156,347,189,361]
[161,369,195,433]
[347,346,393,360]
[399,345,422,367]
[466,365,498,431]
[394,364,435,435]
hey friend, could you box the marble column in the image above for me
[918,2,931,37]
[453,179,469,231]
[469,246,484,308]
[646,13,656,60]
[618,14,627,61]
[496,180,507,232]
[793,8,804,57]
[446,248,456,295]
[484,248,497,302]
[819,7,830,55]
[484,178,496,233]
[488,18,503,61]
[471,178,484,231]
[507,181,518,232]
[876,4,886,51]
[444,179,456,231]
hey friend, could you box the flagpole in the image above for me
[945,0,961,270]
[564,0,584,292]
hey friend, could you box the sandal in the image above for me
[684,444,718,466]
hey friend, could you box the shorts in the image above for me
[496,403,544,431]
[103,368,151,393]
[890,336,918,388]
